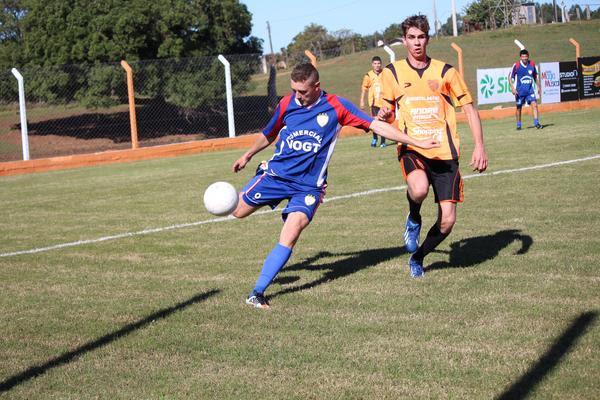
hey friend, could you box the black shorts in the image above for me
[399,150,463,203]
[370,106,380,118]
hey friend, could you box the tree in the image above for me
[440,14,464,35]
[463,0,508,30]
[536,3,555,23]
[0,0,262,108]
[286,23,336,58]
[382,23,403,42]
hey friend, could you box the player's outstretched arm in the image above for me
[369,119,439,149]
[462,103,488,173]
[232,134,274,173]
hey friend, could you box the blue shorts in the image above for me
[515,92,537,107]
[241,172,325,221]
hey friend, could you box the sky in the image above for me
[241,0,590,53]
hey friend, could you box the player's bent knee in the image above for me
[439,218,455,234]
[410,186,429,201]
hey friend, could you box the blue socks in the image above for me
[517,121,522,129]
[534,118,539,126]
[252,243,292,295]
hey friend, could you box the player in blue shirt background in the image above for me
[509,49,542,130]
[231,63,439,309]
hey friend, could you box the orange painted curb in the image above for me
[2,98,599,177]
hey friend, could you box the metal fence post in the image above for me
[569,38,581,62]
[383,45,395,63]
[120,60,139,149]
[218,55,236,138]
[304,50,317,67]
[10,68,30,160]
[450,43,464,78]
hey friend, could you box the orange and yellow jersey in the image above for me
[361,70,383,108]
[380,58,473,160]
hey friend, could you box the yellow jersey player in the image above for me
[360,56,386,147]
[379,15,488,278]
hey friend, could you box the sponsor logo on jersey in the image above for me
[304,194,316,206]
[404,82,412,88]
[316,113,329,127]
[410,106,439,121]
[254,193,262,199]
[405,95,438,105]
[285,129,323,153]
[427,80,440,91]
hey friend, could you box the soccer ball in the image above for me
[203,181,239,216]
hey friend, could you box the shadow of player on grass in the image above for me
[0,289,220,393]
[269,246,407,300]
[426,229,533,272]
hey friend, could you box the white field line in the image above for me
[2,154,599,258]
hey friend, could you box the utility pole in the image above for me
[553,0,557,22]
[433,0,439,37]
[266,21,274,56]
[451,0,458,37]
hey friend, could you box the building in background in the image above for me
[513,2,537,25]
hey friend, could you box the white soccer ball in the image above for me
[203,181,239,216]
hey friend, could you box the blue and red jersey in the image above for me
[262,90,373,188]
[510,60,538,96]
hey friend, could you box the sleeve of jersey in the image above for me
[329,95,373,130]
[361,74,371,90]
[447,68,473,107]
[510,63,517,79]
[380,68,397,108]
[262,95,292,138]
[531,61,538,79]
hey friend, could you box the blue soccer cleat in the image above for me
[404,214,421,254]
[408,255,425,278]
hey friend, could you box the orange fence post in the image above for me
[304,50,318,68]
[450,42,464,78]
[569,38,581,62]
[120,60,139,149]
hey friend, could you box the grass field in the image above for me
[1,108,599,398]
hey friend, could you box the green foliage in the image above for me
[383,23,403,42]
[286,23,337,56]
[74,64,127,108]
[440,14,464,36]
[463,0,505,30]
[0,0,262,109]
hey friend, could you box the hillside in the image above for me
[249,19,600,108]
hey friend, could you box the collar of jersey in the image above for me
[293,89,324,110]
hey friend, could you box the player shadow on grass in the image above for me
[269,246,407,300]
[495,310,597,400]
[524,123,554,130]
[426,229,533,272]
[0,289,220,393]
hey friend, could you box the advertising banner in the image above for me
[559,61,579,102]
[578,56,600,99]
[476,67,514,105]
[540,62,560,103]
[540,61,579,103]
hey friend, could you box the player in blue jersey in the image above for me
[509,49,542,130]
[231,63,439,309]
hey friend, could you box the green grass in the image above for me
[0,108,599,398]
[248,19,600,107]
